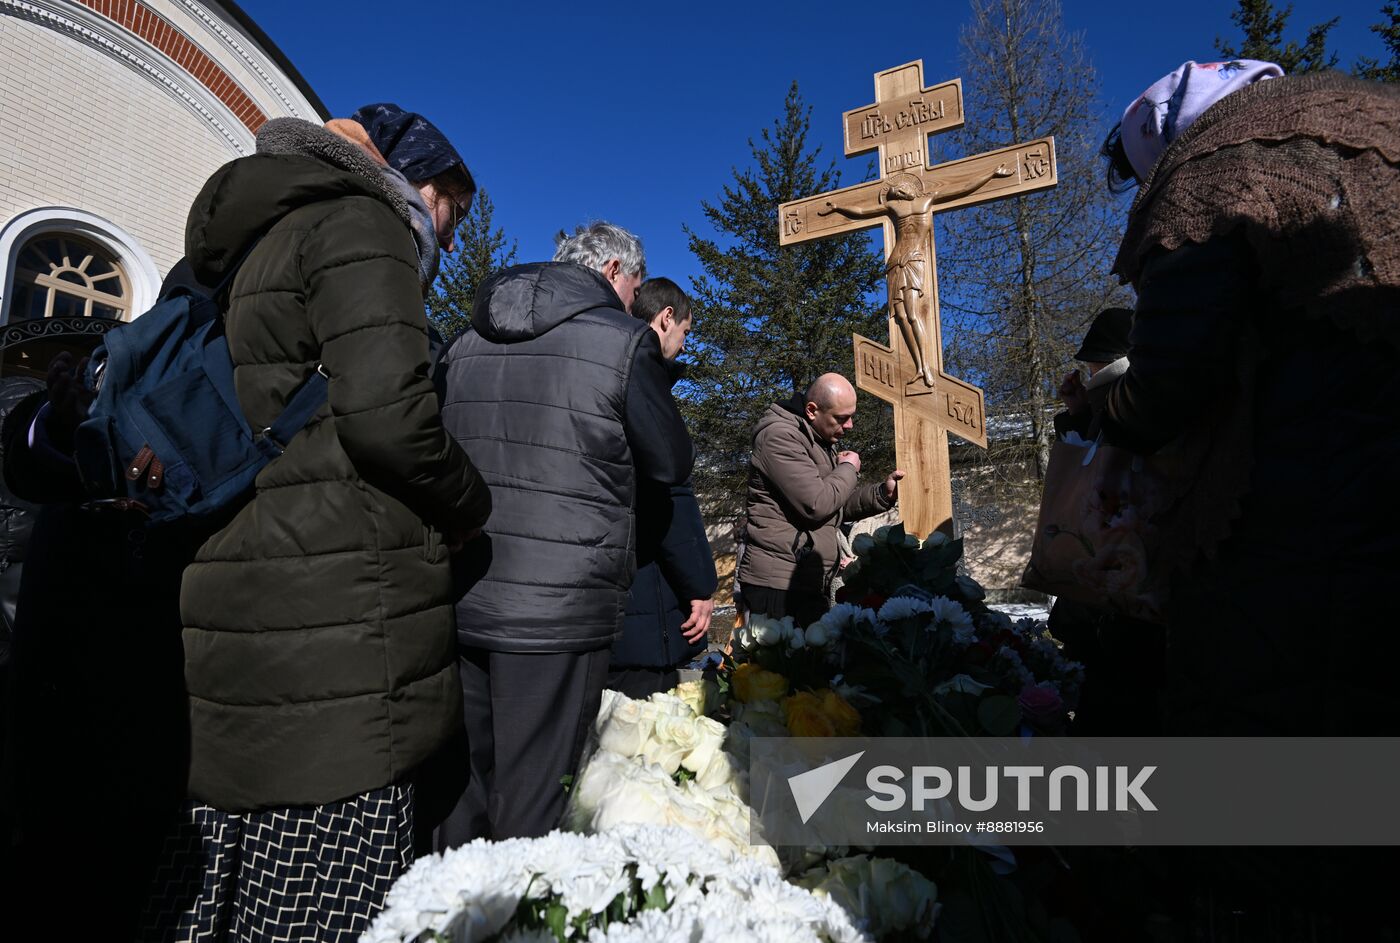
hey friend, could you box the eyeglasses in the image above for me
[447,197,471,234]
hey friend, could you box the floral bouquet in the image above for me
[562,686,940,940]
[727,525,1082,737]
[564,687,771,869]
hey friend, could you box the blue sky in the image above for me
[237,0,1389,291]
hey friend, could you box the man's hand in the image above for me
[680,598,714,644]
[837,450,862,473]
[1057,370,1089,415]
[882,469,905,502]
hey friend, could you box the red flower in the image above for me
[966,641,995,666]
[858,593,888,610]
[1018,683,1065,723]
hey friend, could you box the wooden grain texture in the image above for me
[778,60,1059,537]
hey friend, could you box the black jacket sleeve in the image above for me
[1053,408,1091,440]
[624,330,694,485]
[654,479,718,604]
[2,391,85,504]
[1102,232,1255,454]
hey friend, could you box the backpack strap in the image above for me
[204,235,328,459]
[252,365,329,459]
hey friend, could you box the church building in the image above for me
[0,0,324,376]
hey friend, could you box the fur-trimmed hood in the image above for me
[186,118,440,288]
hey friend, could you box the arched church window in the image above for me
[8,233,132,321]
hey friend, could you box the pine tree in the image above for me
[1356,2,1400,81]
[426,187,517,340]
[1215,0,1339,72]
[934,0,1130,484]
[683,82,890,521]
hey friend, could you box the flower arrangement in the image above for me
[794,855,940,941]
[562,687,940,940]
[726,525,1082,737]
[565,689,771,870]
[360,825,866,943]
[366,525,1072,943]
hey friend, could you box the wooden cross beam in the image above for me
[778,60,1058,538]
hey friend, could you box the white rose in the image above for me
[566,750,655,830]
[596,696,656,758]
[803,620,829,647]
[736,623,755,650]
[568,744,677,828]
[671,679,719,718]
[595,687,626,729]
[680,715,726,776]
[787,626,806,649]
[864,856,939,936]
[647,692,696,718]
[640,714,699,775]
[733,699,789,738]
[694,746,743,793]
[750,615,786,646]
[589,775,677,831]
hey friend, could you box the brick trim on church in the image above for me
[75,0,269,132]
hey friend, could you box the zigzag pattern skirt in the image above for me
[138,784,413,943]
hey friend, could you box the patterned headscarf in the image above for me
[1120,59,1284,181]
[350,102,466,183]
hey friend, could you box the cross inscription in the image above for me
[778,60,1058,537]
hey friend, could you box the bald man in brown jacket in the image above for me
[737,374,902,626]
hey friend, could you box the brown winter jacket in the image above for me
[738,398,890,600]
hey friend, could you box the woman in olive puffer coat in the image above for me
[147,108,490,942]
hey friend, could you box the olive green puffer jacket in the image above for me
[180,120,490,810]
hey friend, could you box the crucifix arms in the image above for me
[816,162,1014,223]
[779,137,1055,246]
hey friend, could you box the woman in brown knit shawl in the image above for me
[1095,59,1400,937]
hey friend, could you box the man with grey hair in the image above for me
[551,220,647,313]
[738,373,903,627]
[433,221,692,843]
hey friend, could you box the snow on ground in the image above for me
[988,601,1050,623]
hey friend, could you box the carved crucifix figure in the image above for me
[818,164,1013,388]
[778,60,1058,537]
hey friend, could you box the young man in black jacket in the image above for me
[607,278,717,699]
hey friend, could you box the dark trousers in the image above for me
[605,666,680,701]
[434,646,611,848]
[739,581,828,628]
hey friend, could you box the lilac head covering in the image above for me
[1120,59,1284,181]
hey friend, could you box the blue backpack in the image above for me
[73,252,326,524]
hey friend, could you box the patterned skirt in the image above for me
[139,784,413,943]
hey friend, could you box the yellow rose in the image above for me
[732,663,790,703]
[818,689,862,736]
[782,691,838,737]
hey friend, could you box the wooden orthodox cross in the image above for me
[778,60,1058,538]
